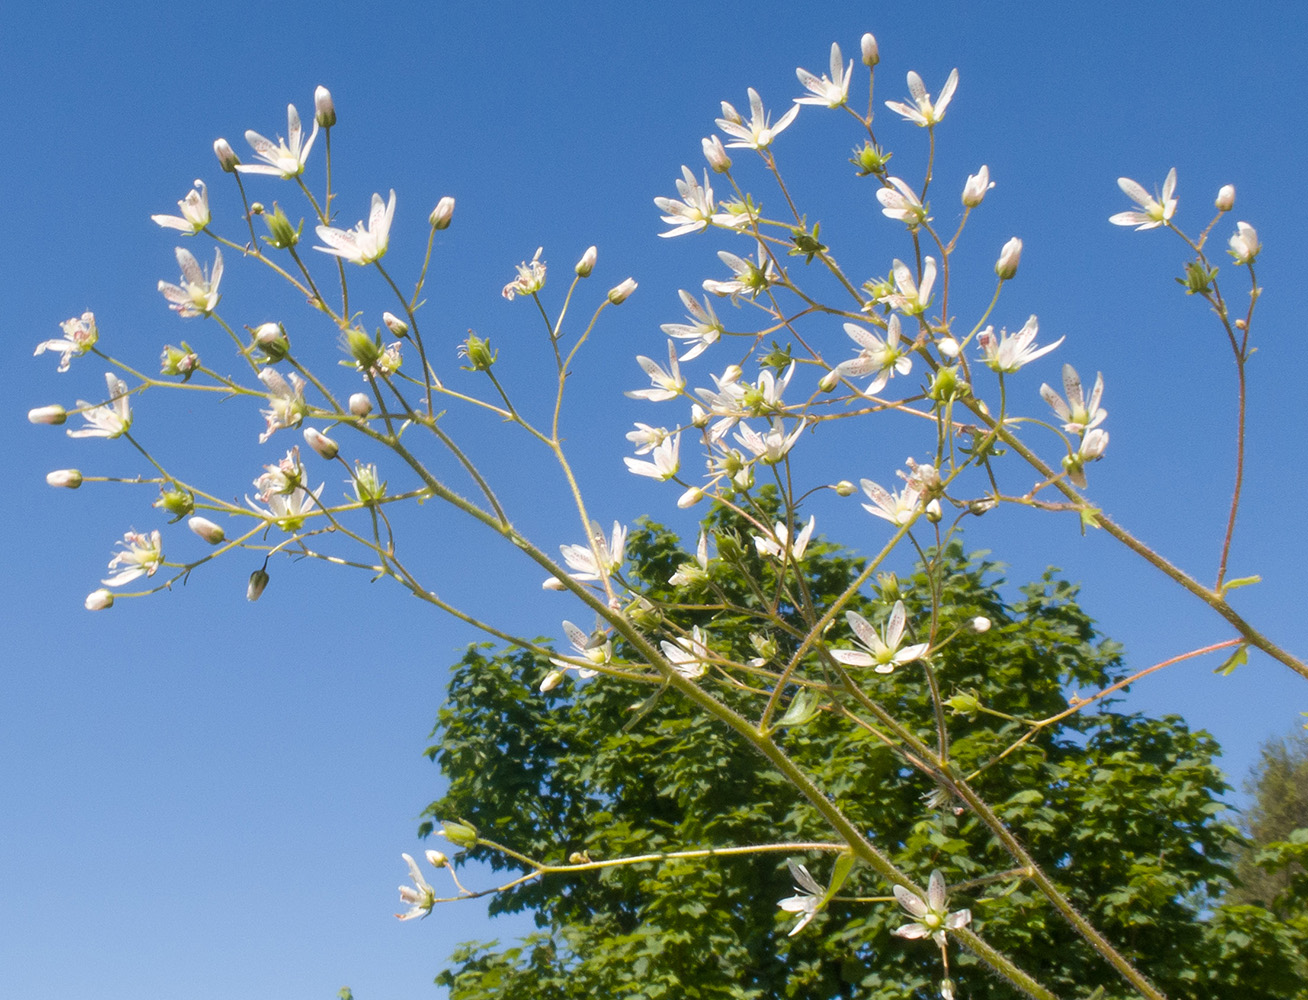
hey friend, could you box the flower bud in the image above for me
[261,203,301,249]
[925,498,943,523]
[945,692,981,714]
[252,322,290,360]
[575,245,597,277]
[1215,184,1235,212]
[818,370,840,392]
[460,333,496,371]
[154,486,195,521]
[970,616,991,633]
[962,165,993,208]
[46,469,83,488]
[188,516,226,545]
[247,567,270,601]
[314,85,336,128]
[834,480,856,497]
[28,404,67,425]
[303,427,339,460]
[701,135,732,173]
[937,337,960,359]
[425,850,448,869]
[928,365,964,401]
[344,327,384,370]
[214,138,240,172]
[539,669,565,692]
[160,343,200,379]
[850,141,891,177]
[607,278,637,304]
[861,32,880,66]
[429,196,455,230]
[383,311,410,338]
[878,572,900,599]
[995,237,1022,280]
[440,819,479,848]
[84,589,115,611]
[349,392,373,417]
[690,403,709,429]
[677,487,704,508]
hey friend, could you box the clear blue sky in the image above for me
[5,3,1306,999]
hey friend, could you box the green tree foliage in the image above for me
[422,518,1306,999]
[1229,730,1308,910]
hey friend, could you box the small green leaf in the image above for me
[1079,506,1102,533]
[1214,644,1248,676]
[1220,574,1261,597]
[822,851,855,906]
[777,688,820,728]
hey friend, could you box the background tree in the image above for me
[1227,730,1308,909]
[422,514,1307,1000]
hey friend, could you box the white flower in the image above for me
[860,478,923,526]
[716,88,799,150]
[1228,221,1261,265]
[35,312,98,372]
[237,104,320,178]
[395,853,436,921]
[84,589,114,611]
[885,69,960,127]
[778,861,824,936]
[754,515,815,562]
[669,532,711,588]
[962,166,993,207]
[891,870,971,946]
[661,290,724,361]
[1109,168,1177,230]
[734,418,805,464]
[102,529,164,587]
[654,167,722,238]
[1040,364,1105,434]
[68,372,132,439]
[795,43,852,108]
[833,316,912,395]
[624,433,681,480]
[659,625,712,680]
[625,423,668,455]
[702,244,778,300]
[547,521,627,588]
[502,247,547,300]
[257,369,308,443]
[1063,427,1109,488]
[151,180,210,234]
[879,257,936,316]
[829,602,928,673]
[544,620,610,689]
[158,247,223,317]
[314,190,396,265]
[253,447,306,501]
[877,177,929,227]
[245,482,323,532]
[625,341,684,402]
[977,316,1063,373]
[995,237,1023,280]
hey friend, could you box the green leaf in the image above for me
[1214,644,1249,676]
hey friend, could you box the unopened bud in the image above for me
[925,498,943,523]
[344,327,383,370]
[945,692,981,714]
[262,203,301,249]
[690,403,709,429]
[154,486,195,520]
[349,392,373,417]
[382,311,409,338]
[460,333,496,371]
[425,850,448,868]
[188,516,226,545]
[937,337,960,359]
[539,669,565,692]
[28,404,67,425]
[1215,184,1235,212]
[252,322,289,360]
[314,85,336,128]
[429,196,455,230]
[440,819,479,848]
[877,571,900,600]
[303,427,339,460]
[702,135,732,173]
[575,245,597,277]
[834,480,856,496]
[995,237,1022,280]
[247,567,270,601]
[677,486,704,508]
[84,589,114,611]
[929,365,963,401]
[46,469,83,489]
[962,165,993,208]
[214,138,240,172]
[819,370,841,392]
[861,32,880,66]
[607,278,637,304]
[971,616,991,633]
[850,141,890,177]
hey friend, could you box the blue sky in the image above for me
[5,3,1307,999]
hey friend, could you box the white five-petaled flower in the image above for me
[877,177,929,227]
[1040,364,1106,434]
[734,418,806,464]
[654,167,739,238]
[885,69,960,127]
[395,853,436,921]
[661,290,724,361]
[879,257,937,316]
[102,529,164,587]
[68,372,132,439]
[158,247,224,317]
[669,531,711,588]
[545,521,627,589]
[151,179,211,234]
[1109,168,1178,230]
[754,515,815,562]
[860,478,923,527]
[253,447,306,501]
[833,316,913,395]
[543,620,611,690]
[502,247,547,300]
[977,316,1063,373]
[962,165,993,207]
[659,625,712,680]
[35,312,99,373]
[795,42,853,108]
[1063,427,1109,488]
[237,103,320,179]
[778,861,825,936]
[245,482,323,532]
[314,190,396,265]
[830,603,928,673]
[1228,221,1261,265]
[624,433,681,481]
[702,244,779,300]
[716,87,799,150]
[625,423,668,455]
[626,341,685,402]
[891,870,972,946]
[257,368,308,443]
